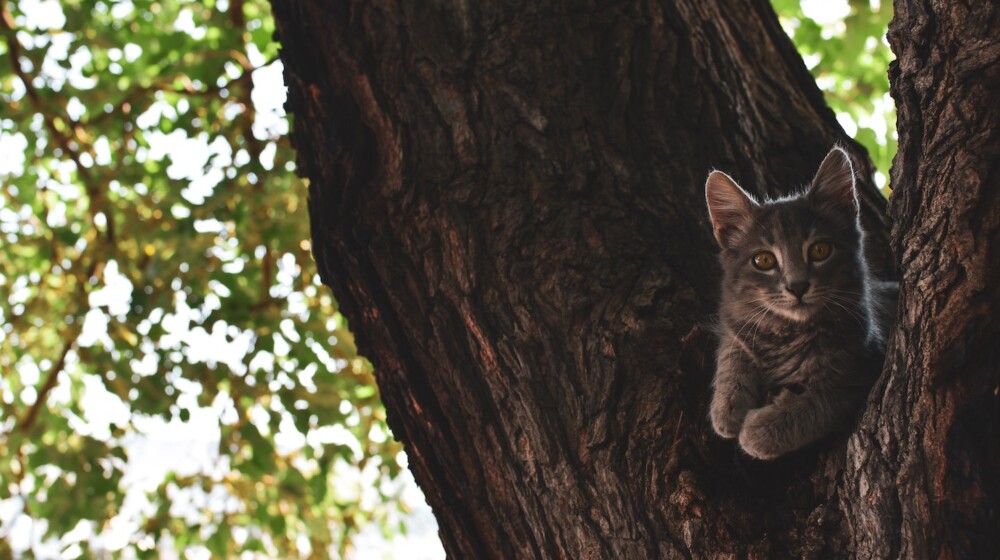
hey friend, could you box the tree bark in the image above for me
[842,2,1000,558]
[270,0,996,558]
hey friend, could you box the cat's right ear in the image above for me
[808,147,859,215]
[705,171,757,248]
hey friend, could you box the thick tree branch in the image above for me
[272,0,893,557]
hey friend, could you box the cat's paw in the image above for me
[737,408,784,460]
[709,400,746,439]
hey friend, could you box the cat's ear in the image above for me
[808,147,859,214]
[705,171,757,248]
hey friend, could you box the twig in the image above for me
[16,339,74,434]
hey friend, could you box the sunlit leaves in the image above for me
[775,0,896,193]
[0,0,403,556]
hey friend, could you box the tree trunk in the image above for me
[270,0,996,557]
[841,2,1000,558]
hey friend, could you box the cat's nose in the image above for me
[786,280,810,300]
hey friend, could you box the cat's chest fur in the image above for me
[725,318,868,389]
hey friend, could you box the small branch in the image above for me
[16,340,74,434]
[0,7,94,183]
[83,54,280,128]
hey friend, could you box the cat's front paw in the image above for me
[710,399,747,439]
[737,408,785,460]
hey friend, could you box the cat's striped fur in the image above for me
[705,147,897,460]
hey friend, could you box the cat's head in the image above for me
[705,147,865,323]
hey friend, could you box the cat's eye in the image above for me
[752,251,777,271]
[809,241,833,262]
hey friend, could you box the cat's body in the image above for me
[705,147,897,460]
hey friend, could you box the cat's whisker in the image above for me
[829,288,866,296]
[820,296,866,330]
[820,289,865,301]
[821,293,870,318]
[814,294,860,308]
[745,303,772,343]
[748,304,772,351]
[737,296,776,308]
[813,289,866,309]
[725,303,771,357]
[731,304,768,343]
[818,291,864,309]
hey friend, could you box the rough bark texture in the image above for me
[270,0,995,558]
[842,2,1000,558]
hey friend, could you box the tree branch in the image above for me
[16,339,74,434]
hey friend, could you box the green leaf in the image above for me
[0,0,403,555]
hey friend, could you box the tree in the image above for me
[0,0,408,556]
[271,0,998,557]
[842,2,1000,557]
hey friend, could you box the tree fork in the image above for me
[269,0,996,557]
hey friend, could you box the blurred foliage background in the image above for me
[775,0,896,193]
[0,0,894,558]
[0,0,409,557]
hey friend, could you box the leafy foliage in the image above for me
[773,0,896,193]
[0,0,406,557]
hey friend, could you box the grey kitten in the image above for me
[705,147,896,460]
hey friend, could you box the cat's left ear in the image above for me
[808,146,859,214]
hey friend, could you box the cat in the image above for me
[704,146,897,460]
